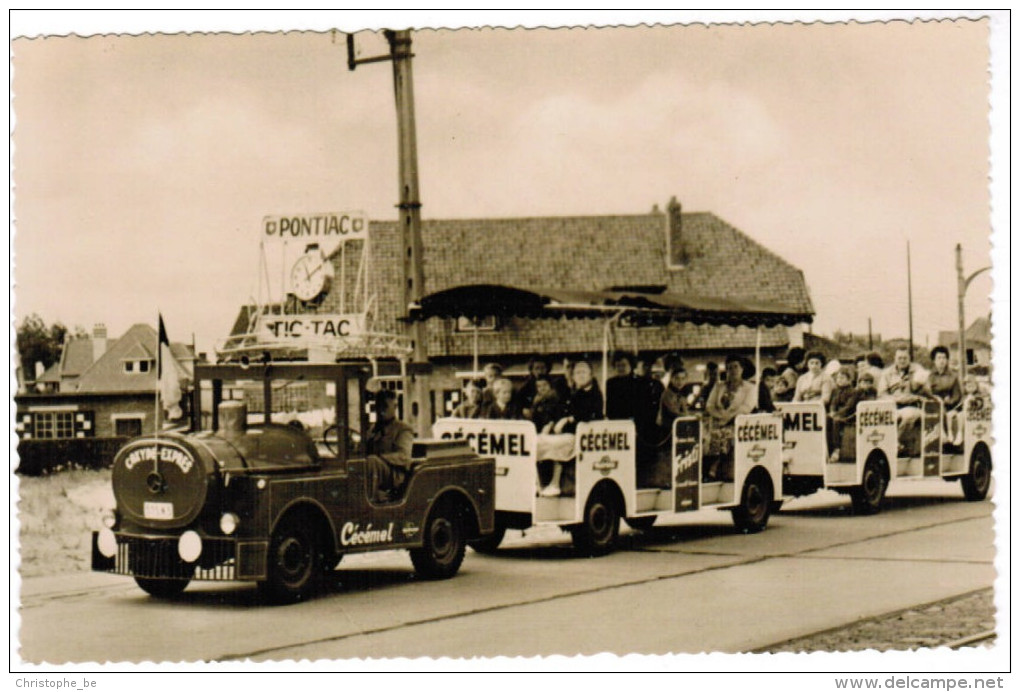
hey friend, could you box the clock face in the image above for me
[289,253,331,301]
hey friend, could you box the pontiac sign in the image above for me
[263,211,368,255]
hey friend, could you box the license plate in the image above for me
[143,502,174,519]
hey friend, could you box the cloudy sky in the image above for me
[11,11,1004,355]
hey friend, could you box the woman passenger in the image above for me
[924,345,963,447]
[452,379,483,418]
[793,350,834,406]
[541,358,603,497]
[704,355,758,481]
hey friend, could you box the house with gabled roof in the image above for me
[15,323,197,473]
[938,315,992,374]
[227,197,814,418]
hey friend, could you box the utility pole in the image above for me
[907,241,914,360]
[349,29,431,436]
[956,243,991,382]
[867,317,873,350]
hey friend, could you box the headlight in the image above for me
[219,513,239,535]
[177,530,202,563]
[97,528,117,558]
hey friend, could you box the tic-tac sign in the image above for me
[258,314,365,342]
[263,212,368,256]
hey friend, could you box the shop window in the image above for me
[34,411,75,439]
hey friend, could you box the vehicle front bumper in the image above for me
[91,531,269,581]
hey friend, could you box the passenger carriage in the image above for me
[411,284,812,555]
[778,394,992,513]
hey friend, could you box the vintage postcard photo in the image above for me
[9,10,1008,678]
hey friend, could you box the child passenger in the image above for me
[857,372,878,401]
[827,366,860,462]
[530,375,565,433]
[771,375,794,403]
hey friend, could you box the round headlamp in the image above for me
[97,528,117,558]
[219,512,239,535]
[177,530,203,563]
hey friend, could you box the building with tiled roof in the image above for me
[274,198,812,360]
[938,315,992,372]
[15,323,197,474]
[230,197,814,418]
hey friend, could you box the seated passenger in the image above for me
[704,355,757,481]
[480,377,523,420]
[657,363,690,431]
[366,390,415,501]
[771,374,794,403]
[793,351,834,405]
[857,371,877,401]
[877,348,925,456]
[693,361,719,411]
[479,362,504,406]
[923,346,963,448]
[827,366,860,461]
[855,353,884,387]
[452,379,483,418]
[962,374,985,408]
[515,356,552,419]
[606,351,635,418]
[540,358,603,497]
[756,367,778,413]
[530,375,565,433]
[780,347,806,391]
[633,351,665,439]
[555,359,604,432]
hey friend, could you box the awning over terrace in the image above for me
[408,284,814,329]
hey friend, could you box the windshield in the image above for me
[196,370,367,464]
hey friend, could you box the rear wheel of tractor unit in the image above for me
[411,500,467,579]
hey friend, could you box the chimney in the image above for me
[666,196,686,267]
[92,323,108,362]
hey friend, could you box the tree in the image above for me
[16,314,70,378]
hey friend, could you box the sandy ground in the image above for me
[14,468,115,577]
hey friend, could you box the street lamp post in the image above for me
[955,243,991,381]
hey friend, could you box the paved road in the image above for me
[16,480,995,663]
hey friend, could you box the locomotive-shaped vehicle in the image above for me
[91,361,495,602]
[778,395,992,513]
[434,413,784,555]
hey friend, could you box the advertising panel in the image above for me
[433,418,537,513]
[672,417,701,512]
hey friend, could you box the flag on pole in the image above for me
[158,314,183,420]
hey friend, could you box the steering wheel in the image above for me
[322,424,362,456]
